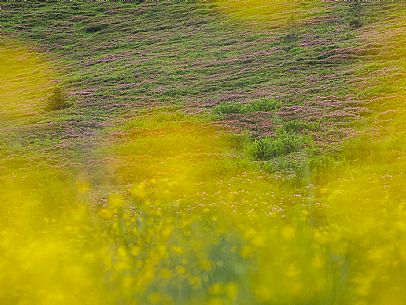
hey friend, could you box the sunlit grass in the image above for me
[212,0,325,31]
[0,38,58,125]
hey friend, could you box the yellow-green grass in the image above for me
[212,0,325,32]
[314,4,406,305]
[1,104,405,305]
[0,38,58,125]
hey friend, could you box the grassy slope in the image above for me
[1,1,390,177]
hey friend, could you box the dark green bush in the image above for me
[250,132,307,160]
[84,24,107,33]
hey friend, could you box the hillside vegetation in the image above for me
[1,1,405,305]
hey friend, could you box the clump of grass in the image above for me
[46,86,70,111]
[249,131,308,161]
[246,98,282,112]
[84,23,107,33]
[348,1,363,28]
[214,98,281,116]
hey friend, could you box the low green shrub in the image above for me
[46,86,70,111]
[249,131,308,161]
[84,24,107,33]
[214,98,281,116]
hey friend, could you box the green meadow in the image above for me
[1,1,405,304]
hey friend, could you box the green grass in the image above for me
[1,0,401,181]
[1,1,384,173]
[1,2,406,304]
[214,98,281,115]
[249,131,309,160]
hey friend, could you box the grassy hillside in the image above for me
[2,1,387,176]
[1,1,406,305]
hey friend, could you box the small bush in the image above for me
[46,87,70,111]
[349,18,362,28]
[214,99,281,116]
[249,132,307,161]
[349,1,363,28]
[84,24,107,33]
